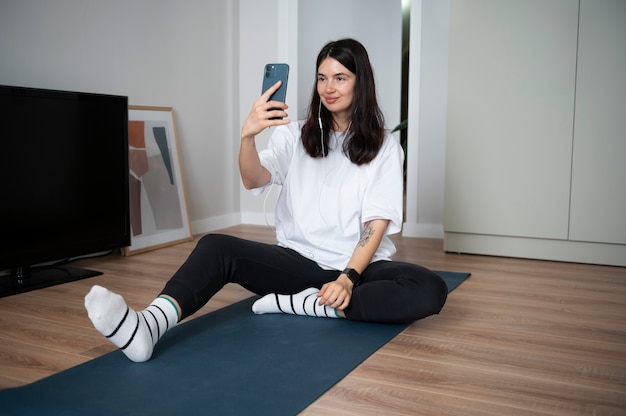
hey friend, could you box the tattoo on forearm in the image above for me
[358,224,375,247]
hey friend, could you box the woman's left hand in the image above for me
[318,275,353,310]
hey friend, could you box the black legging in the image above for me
[161,234,448,324]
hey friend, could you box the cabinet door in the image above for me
[569,0,626,244]
[444,0,579,239]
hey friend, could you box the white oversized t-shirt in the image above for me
[251,121,404,271]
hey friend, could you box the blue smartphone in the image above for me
[262,63,289,119]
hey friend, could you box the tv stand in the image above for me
[0,265,102,298]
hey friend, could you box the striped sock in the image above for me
[85,285,179,362]
[252,287,340,318]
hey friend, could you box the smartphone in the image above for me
[262,63,289,119]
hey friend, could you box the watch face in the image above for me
[344,268,360,285]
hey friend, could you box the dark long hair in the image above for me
[301,38,385,165]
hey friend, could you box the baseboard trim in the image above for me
[444,232,626,267]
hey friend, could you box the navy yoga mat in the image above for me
[0,271,470,416]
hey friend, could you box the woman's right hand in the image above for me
[239,81,289,189]
[241,81,289,140]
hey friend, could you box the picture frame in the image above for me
[122,105,192,256]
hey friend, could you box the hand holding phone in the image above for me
[262,63,289,119]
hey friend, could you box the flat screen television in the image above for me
[0,85,130,297]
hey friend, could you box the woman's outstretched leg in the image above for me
[85,233,335,361]
[160,234,338,320]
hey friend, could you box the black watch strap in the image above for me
[342,267,361,286]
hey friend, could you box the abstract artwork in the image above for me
[123,106,192,255]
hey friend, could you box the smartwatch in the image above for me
[342,268,361,286]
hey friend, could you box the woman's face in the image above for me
[317,57,356,125]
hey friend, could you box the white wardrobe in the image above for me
[443,0,626,267]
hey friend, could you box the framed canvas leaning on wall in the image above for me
[123,106,192,256]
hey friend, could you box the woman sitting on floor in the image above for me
[84,38,448,362]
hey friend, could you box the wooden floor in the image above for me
[0,225,625,415]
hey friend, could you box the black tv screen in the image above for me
[0,85,130,296]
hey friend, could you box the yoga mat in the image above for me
[0,271,469,416]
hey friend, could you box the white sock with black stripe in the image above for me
[252,287,341,318]
[85,285,178,362]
